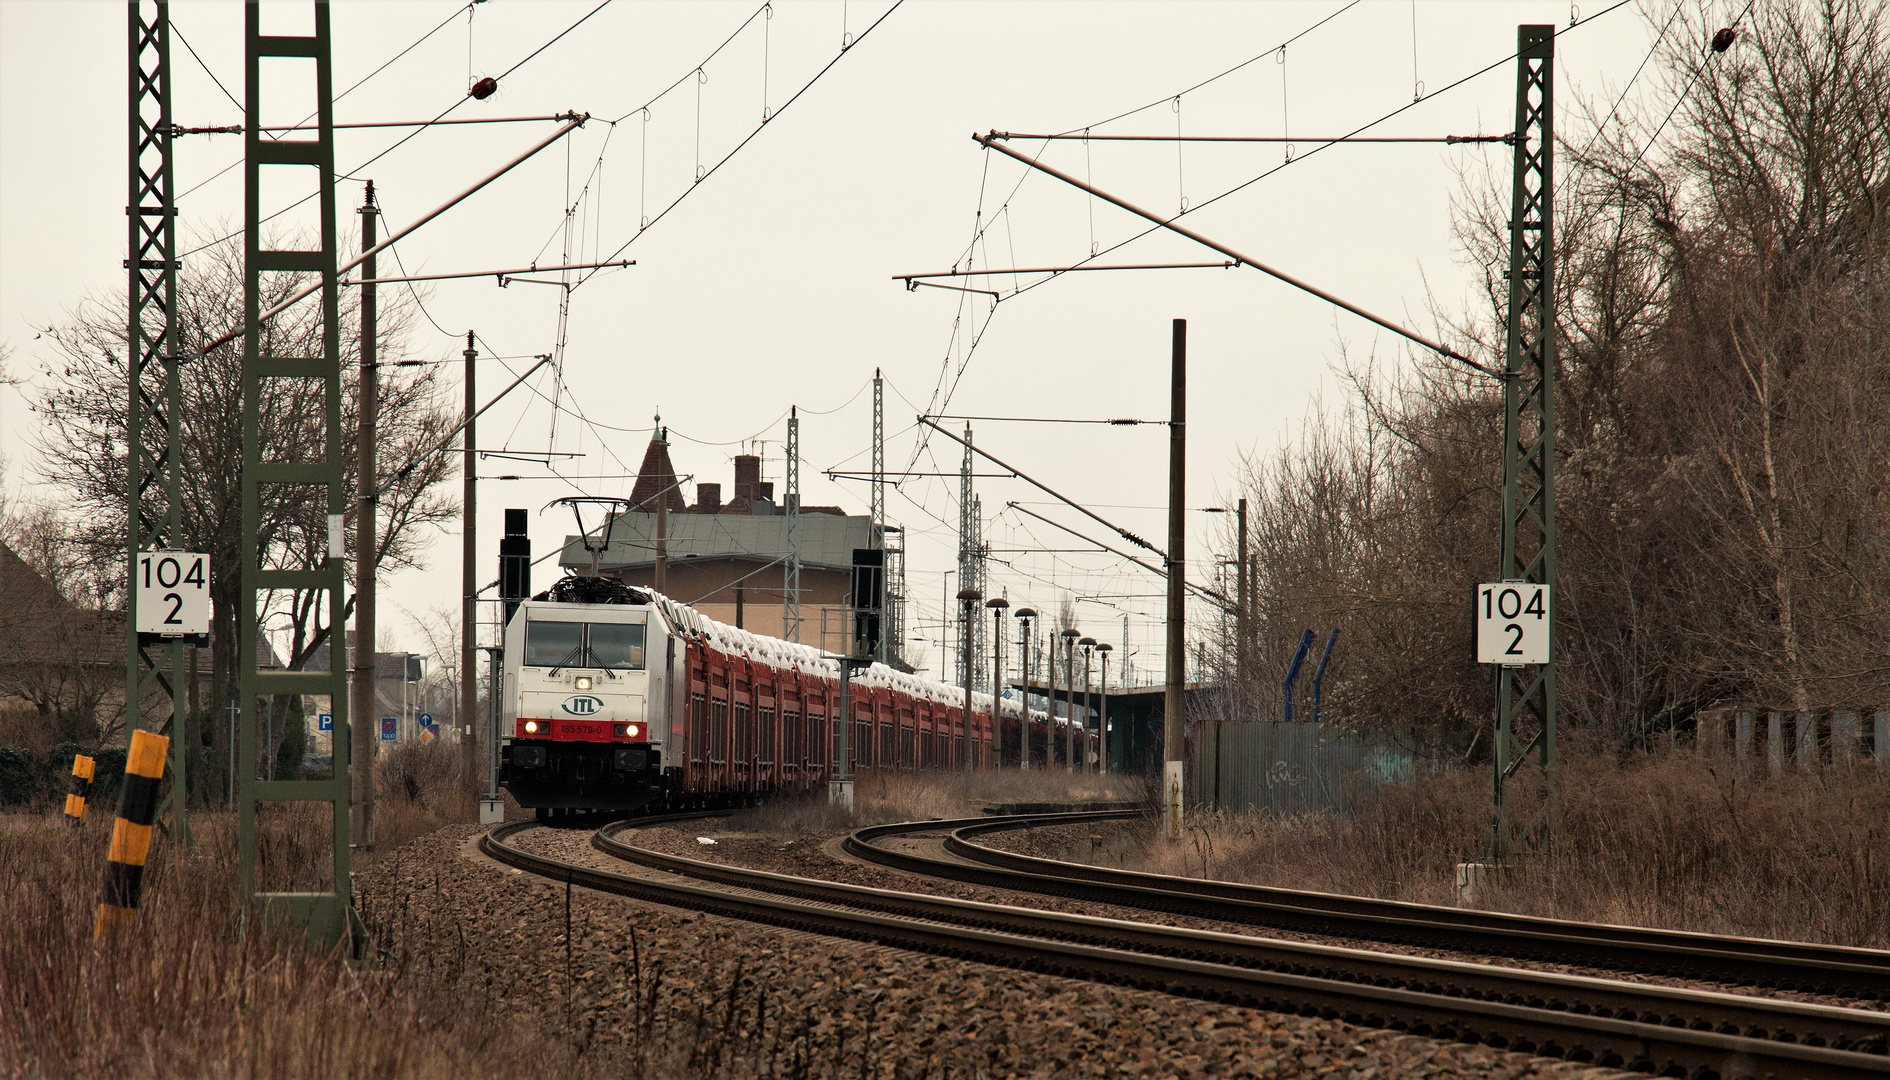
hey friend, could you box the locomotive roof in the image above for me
[521,582,1051,722]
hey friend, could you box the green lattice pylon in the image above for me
[238,1,356,950]
[1491,24,1557,861]
[125,0,192,848]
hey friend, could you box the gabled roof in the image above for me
[0,540,117,667]
[628,432,686,514]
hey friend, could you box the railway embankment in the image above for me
[477,819,1627,1079]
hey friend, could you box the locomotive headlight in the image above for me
[575,676,592,690]
[622,724,640,738]
[524,721,539,734]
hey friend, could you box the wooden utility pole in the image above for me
[1164,319,1187,840]
[462,332,478,791]
[351,182,378,851]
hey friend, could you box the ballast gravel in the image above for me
[620,816,1888,1013]
[367,822,1644,1080]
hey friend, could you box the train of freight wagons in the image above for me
[500,572,1094,815]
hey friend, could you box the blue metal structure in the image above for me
[1281,629,1314,723]
[1310,629,1339,724]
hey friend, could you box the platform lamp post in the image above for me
[986,596,1009,766]
[957,587,982,770]
[1014,607,1037,769]
[1060,627,1081,773]
[1079,637,1097,772]
[1097,642,1113,775]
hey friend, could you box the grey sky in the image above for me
[1,0,1661,679]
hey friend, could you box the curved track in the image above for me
[844,811,1890,1000]
[483,814,1890,1079]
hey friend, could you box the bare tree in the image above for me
[1200,1,1890,755]
[24,232,458,782]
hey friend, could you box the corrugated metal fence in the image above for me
[1187,721,1411,816]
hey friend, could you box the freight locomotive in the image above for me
[499,574,1093,814]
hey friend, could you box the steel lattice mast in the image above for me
[870,371,886,663]
[1492,24,1557,858]
[784,407,802,642]
[125,0,192,844]
[237,2,356,948]
[957,426,980,691]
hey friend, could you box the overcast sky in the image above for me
[0,0,1669,682]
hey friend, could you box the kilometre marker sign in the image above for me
[134,551,210,637]
[1476,582,1548,666]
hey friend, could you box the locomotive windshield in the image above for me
[587,623,646,668]
[524,620,646,670]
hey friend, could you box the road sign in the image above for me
[381,717,397,741]
[419,727,435,743]
[318,713,333,732]
[1476,582,1549,666]
[418,712,432,727]
[134,551,210,636]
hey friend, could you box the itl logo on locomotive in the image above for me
[561,695,606,717]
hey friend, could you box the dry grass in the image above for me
[372,740,478,851]
[723,768,1133,838]
[0,812,566,1079]
[1120,745,1890,948]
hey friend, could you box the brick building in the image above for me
[557,431,901,663]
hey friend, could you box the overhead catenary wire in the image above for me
[174,3,477,204]
[895,6,1628,658]
[578,1,905,288]
[974,132,1488,373]
[1578,0,1688,159]
[179,0,613,259]
[1059,0,1363,136]
[899,0,1543,469]
[986,3,1636,321]
[1619,0,1757,181]
[1005,502,1234,613]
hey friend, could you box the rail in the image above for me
[479,814,1890,1078]
[842,811,1890,999]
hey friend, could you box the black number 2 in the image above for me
[163,593,183,624]
[1504,624,1524,654]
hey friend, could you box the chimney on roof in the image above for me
[695,482,722,513]
[759,481,774,501]
[733,454,761,501]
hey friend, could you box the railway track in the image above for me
[843,810,1890,1000]
[482,813,1890,1079]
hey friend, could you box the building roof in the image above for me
[0,540,120,668]
[561,510,873,573]
[628,431,687,514]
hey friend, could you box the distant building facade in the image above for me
[557,432,902,664]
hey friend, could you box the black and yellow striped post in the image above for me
[95,730,169,938]
[63,754,96,825]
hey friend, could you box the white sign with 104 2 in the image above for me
[134,551,210,637]
[1475,581,1549,666]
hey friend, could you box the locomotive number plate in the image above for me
[556,720,612,740]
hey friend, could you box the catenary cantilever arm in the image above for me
[203,115,589,356]
[973,132,1493,376]
[918,417,1163,557]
